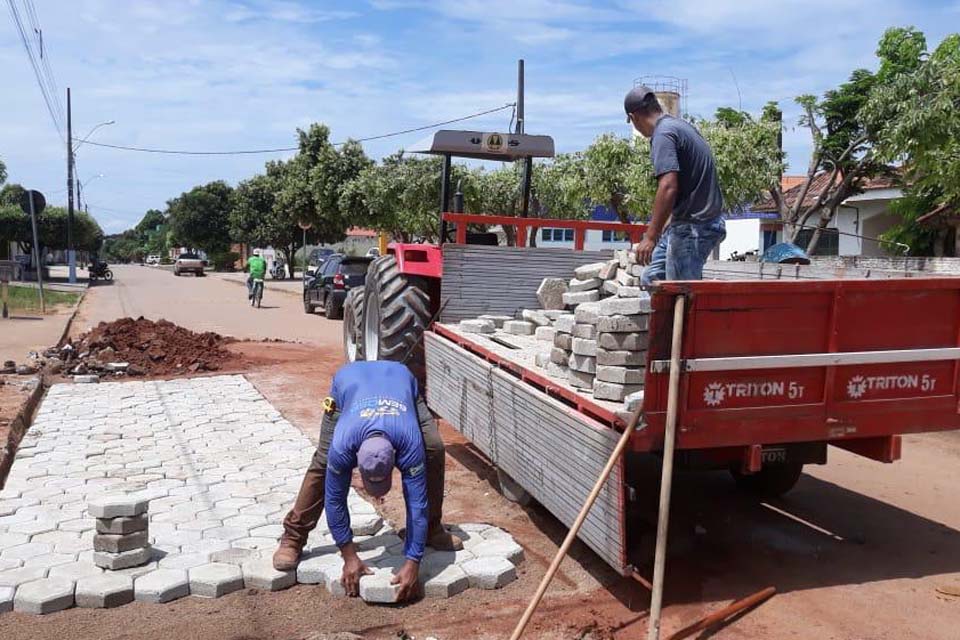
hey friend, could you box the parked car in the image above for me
[306,248,335,273]
[145,255,160,266]
[303,254,372,318]
[174,252,205,277]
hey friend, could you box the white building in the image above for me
[720,174,903,258]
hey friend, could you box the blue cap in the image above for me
[357,435,395,497]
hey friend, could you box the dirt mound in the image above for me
[58,317,241,378]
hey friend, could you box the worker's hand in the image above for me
[341,554,372,597]
[635,235,658,266]
[391,559,421,601]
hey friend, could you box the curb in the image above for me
[0,371,48,490]
[57,286,89,347]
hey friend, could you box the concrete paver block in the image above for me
[460,557,517,590]
[573,302,601,325]
[553,314,576,334]
[134,569,189,603]
[94,530,149,553]
[1,542,53,561]
[241,557,296,591]
[616,270,640,287]
[534,326,557,342]
[567,277,602,293]
[536,278,568,310]
[596,349,646,367]
[202,526,249,542]
[598,295,651,316]
[549,347,569,366]
[87,495,149,518]
[359,570,401,603]
[597,314,650,333]
[574,262,606,279]
[8,520,57,537]
[562,290,600,306]
[0,585,13,613]
[93,546,153,570]
[471,538,525,565]
[96,514,148,535]
[571,323,598,339]
[48,562,104,581]
[459,319,496,334]
[351,514,383,537]
[159,553,211,571]
[568,368,595,390]
[617,285,643,298]
[0,532,30,549]
[24,553,78,571]
[209,547,261,566]
[478,314,513,328]
[0,565,48,588]
[593,381,644,402]
[75,573,134,608]
[568,353,597,374]
[423,564,469,598]
[554,332,573,351]
[595,365,645,385]
[296,553,343,585]
[503,320,535,336]
[0,558,22,572]
[188,563,244,598]
[598,332,649,351]
[571,338,598,357]
[13,577,75,614]
[523,309,554,327]
[598,260,619,280]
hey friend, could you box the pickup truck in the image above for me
[174,253,205,277]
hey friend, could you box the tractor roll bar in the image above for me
[441,213,646,250]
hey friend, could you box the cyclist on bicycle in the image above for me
[247,249,267,300]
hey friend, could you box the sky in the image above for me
[1,0,958,234]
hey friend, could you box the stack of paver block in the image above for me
[89,495,152,571]
[455,246,651,415]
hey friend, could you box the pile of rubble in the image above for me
[47,317,239,381]
[458,248,649,414]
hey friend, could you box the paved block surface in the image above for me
[0,585,14,613]
[461,557,517,589]
[242,558,296,591]
[13,577,75,614]
[359,570,401,603]
[189,563,244,598]
[134,569,189,603]
[422,564,469,598]
[75,573,134,608]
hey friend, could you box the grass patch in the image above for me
[2,285,80,314]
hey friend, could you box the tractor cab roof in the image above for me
[408,130,555,162]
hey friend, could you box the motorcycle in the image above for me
[270,261,287,280]
[88,261,113,282]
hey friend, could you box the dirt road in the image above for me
[71,265,342,347]
[5,264,959,639]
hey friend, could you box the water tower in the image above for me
[634,75,687,118]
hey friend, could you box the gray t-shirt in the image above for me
[650,115,723,223]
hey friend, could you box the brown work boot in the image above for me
[427,524,463,551]
[272,538,303,571]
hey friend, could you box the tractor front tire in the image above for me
[731,461,804,499]
[362,256,432,379]
[343,287,365,362]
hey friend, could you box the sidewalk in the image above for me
[0,305,76,362]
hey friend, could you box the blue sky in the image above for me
[2,0,958,233]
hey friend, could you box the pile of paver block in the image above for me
[457,247,649,415]
[90,495,152,571]
[0,376,527,616]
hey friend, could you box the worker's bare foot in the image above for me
[272,539,303,571]
[427,525,464,551]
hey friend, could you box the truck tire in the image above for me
[343,288,365,362]
[731,461,804,499]
[362,255,431,379]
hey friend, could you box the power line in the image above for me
[81,103,516,156]
[6,0,64,140]
[22,0,65,128]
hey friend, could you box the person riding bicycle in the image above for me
[247,249,267,299]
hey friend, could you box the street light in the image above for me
[74,120,115,151]
[77,174,105,212]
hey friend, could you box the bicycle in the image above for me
[251,278,264,308]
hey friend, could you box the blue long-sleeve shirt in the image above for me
[324,361,428,562]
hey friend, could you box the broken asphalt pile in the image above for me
[48,317,240,379]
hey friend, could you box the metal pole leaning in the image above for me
[509,399,641,640]
[647,295,687,640]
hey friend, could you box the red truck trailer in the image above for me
[419,217,960,577]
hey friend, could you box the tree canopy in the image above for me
[166,180,234,254]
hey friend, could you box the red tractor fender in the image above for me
[387,243,443,280]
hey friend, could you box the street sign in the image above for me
[19,189,46,216]
[297,220,312,230]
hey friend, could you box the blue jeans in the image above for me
[641,218,726,286]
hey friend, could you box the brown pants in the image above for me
[281,395,446,547]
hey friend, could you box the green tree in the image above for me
[167,181,234,254]
[0,183,26,207]
[0,157,6,186]
[864,29,960,255]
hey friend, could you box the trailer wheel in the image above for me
[362,256,431,378]
[731,461,804,499]
[343,288,365,362]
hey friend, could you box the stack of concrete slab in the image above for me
[89,496,152,571]
[453,246,651,415]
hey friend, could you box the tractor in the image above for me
[342,129,557,376]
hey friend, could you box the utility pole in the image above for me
[66,87,76,283]
[516,59,525,135]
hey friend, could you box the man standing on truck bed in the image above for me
[273,360,463,600]
[625,85,726,284]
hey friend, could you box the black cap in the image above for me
[624,85,657,120]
